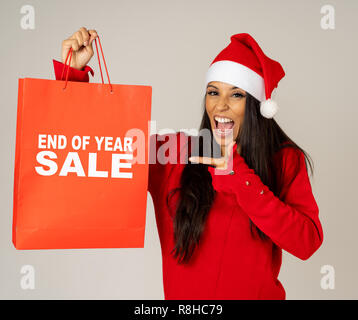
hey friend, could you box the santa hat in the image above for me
[205,33,285,119]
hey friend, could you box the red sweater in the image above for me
[53,60,323,299]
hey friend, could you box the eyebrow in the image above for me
[207,84,244,92]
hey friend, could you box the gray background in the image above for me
[1,0,357,299]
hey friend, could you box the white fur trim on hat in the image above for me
[205,60,266,102]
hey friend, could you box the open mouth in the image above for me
[213,115,235,137]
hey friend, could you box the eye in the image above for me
[206,91,245,98]
[233,92,245,98]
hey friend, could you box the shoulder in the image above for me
[274,141,304,164]
[273,141,306,183]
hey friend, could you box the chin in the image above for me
[212,132,235,147]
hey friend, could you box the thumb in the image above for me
[225,141,236,160]
[85,41,94,55]
[224,140,237,171]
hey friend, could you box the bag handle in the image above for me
[60,47,73,89]
[94,37,113,92]
[61,35,113,92]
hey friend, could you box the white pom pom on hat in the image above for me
[260,98,278,119]
[205,33,285,119]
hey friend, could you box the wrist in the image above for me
[208,152,248,193]
[71,64,85,71]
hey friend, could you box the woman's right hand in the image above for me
[61,27,98,70]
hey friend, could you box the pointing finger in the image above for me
[189,156,225,167]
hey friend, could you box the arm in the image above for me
[53,59,94,82]
[208,145,323,261]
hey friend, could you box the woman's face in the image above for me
[205,81,246,150]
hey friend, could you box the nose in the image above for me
[215,96,230,111]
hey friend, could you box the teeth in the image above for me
[214,116,233,123]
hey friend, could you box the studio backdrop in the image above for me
[0,0,357,299]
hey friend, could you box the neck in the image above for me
[221,143,241,157]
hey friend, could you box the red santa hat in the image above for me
[205,33,285,119]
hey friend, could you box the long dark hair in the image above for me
[166,92,314,264]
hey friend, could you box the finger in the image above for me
[189,156,212,165]
[189,156,225,167]
[88,29,98,45]
[79,27,90,46]
[72,30,84,48]
[86,29,97,55]
[62,38,79,52]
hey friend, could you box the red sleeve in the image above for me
[208,145,324,261]
[53,59,94,82]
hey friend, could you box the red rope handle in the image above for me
[96,36,113,92]
[94,39,104,84]
[64,49,73,89]
[62,48,73,89]
[61,47,73,81]
[61,34,113,92]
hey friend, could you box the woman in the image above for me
[53,28,323,299]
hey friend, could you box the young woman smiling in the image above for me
[52,28,323,299]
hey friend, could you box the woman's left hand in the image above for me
[188,141,236,171]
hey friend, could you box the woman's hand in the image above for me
[189,141,236,171]
[61,27,98,70]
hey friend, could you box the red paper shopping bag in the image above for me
[13,39,152,249]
